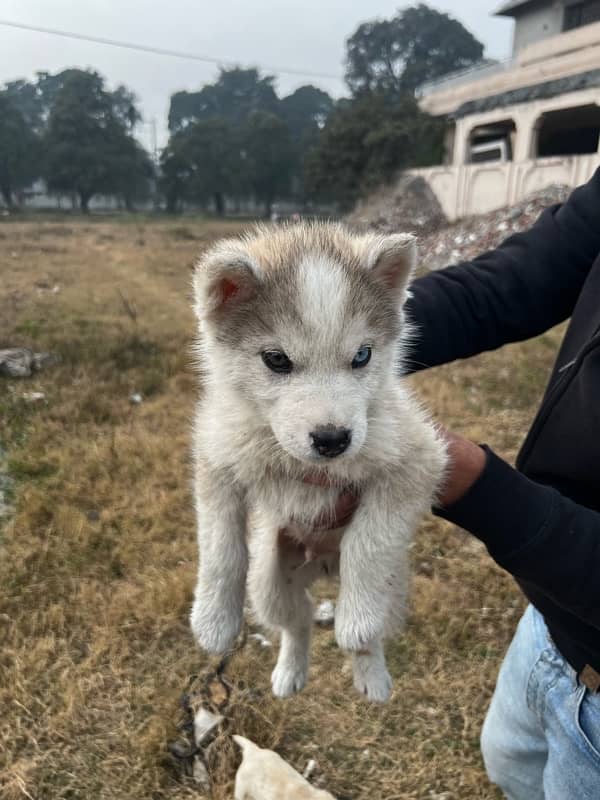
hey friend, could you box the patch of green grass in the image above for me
[7,457,58,482]
[13,318,46,339]
[109,336,162,371]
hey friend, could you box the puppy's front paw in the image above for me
[271,658,308,698]
[190,595,242,655]
[352,653,392,703]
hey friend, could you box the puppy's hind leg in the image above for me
[271,613,312,699]
[248,534,314,698]
[351,638,392,703]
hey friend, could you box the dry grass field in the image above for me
[0,215,564,800]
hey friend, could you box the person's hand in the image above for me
[277,425,487,558]
[436,426,487,507]
[278,486,359,559]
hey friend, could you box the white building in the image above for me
[409,1,600,219]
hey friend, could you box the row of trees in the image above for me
[0,4,484,213]
[160,72,333,214]
[0,70,153,211]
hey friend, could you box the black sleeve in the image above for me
[436,447,600,629]
[404,168,600,373]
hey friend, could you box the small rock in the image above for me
[303,758,318,780]
[193,706,223,747]
[32,352,57,371]
[168,739,195,760]
[314,600,335,626]
[86,510,101,522]
[129,392,143,404]
[192,756,211,790]
[249,632,273,648]
[0,348,54,378]
[22,391,45,402]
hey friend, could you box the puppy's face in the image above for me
[194,224,415,465]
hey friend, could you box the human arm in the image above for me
[436,439,600,631]
[404,169,600,373]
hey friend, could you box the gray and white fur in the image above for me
[190,222,447,702]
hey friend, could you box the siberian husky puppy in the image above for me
[190,222,446,702]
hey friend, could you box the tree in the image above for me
[243,111,293,217]
[168,68,279,132]
[162,71,326,213]
[305,92,444,209]
[160,118,242,214]
[43,70,150,212]
[279,86,334,202]
[346,3,484,96]
[279,85,334,146]
[111,137,154,211]
[3,79,46,132]
[303,3,481,209]
[0,93,41,208]
[159,131,192,214]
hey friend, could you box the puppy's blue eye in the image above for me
[352,346,372,369]
[262,350,293,374]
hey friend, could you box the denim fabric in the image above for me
[481,605,600,799]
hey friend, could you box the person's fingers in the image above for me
[277,491,360,559]
[277,527,306,555]
[332,490,359,528]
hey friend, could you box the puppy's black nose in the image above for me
[310,427,352,458]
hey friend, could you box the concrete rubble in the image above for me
[418,184,571,272]
[347,179,571,272]
[347,174,446,237]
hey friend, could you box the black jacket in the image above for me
[406,167,600,674]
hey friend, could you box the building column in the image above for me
[513,108,539,161]
[452,118,470,165]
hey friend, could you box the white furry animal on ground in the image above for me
[190,222,447,702]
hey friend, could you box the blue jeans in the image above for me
[481,605,600,799]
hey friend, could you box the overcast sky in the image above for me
[2,1,514,151]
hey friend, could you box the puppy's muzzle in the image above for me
[310,426,352,458]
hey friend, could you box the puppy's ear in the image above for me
[365,233,417,304]
[193,254,258,320]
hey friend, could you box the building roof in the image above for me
[495,0,541,17]
[453,68,600,117]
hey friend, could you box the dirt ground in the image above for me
[0,215,564,799]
